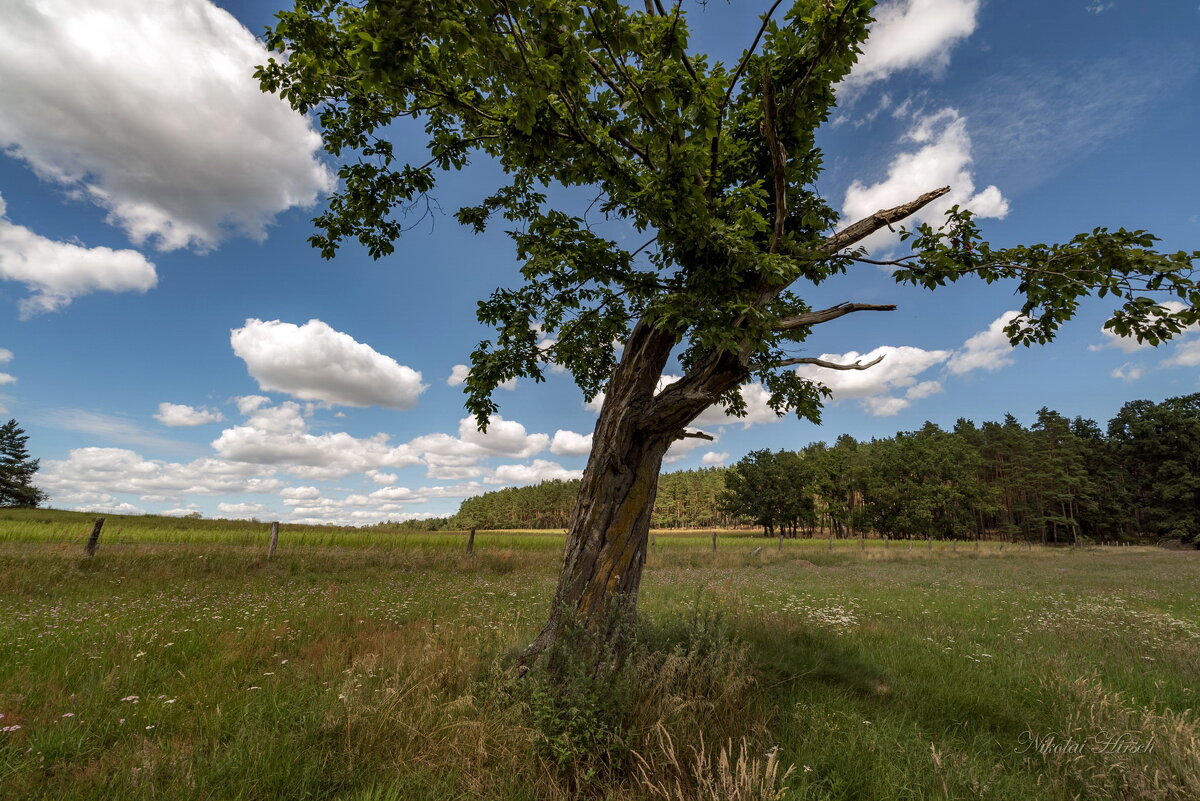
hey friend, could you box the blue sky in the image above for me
[0,0,1197,524]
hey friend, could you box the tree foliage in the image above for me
[0,419,46,508]
[258,0,1199,428]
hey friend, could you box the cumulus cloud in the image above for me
[366,470,397,485]
[1162,339,1200,368]
[447,363,516,391]
[701,451,730,466]
[0,348,14,385]
[861,396,912,417]
[231,319,426,409]
[279,485,320,500]
[842,108,1008,253]
[905,380,943,400]
[39,447,283,504]
[0,0,332,252]
[1110,362,1144,382]
[211,400,422,479]
[843,0,981,90]
[795,345,951,399]
[550,429,593,457]
[0,194,157,316]
[154,402,224,427]
[487,460,583,485]
[692,383,783,429]
[946,311,1019,374]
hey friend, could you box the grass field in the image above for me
[0,509,1196,800]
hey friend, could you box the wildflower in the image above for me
[120,695,139,703]
[803,765,813,773]
[1,725,20,733]
[145,725,155,730]
[164,699,176,704]
[61,713,75,718]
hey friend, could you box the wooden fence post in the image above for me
[711,530,717,553]
[84,517,105,557]
[777,532,783,552]
[267,521,279,560]
[466,527,476,555]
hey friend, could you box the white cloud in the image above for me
[1110,362,1144,382]
[366,470,397,485]
[1162,339,1200,368]
[550,429,593,457]
[279,485,320,500]
[0,0,332,252]
[231,319,426,409]
[842,108,1008,253]
[861,396,911,417]
[446,363,515,391]
[1086,2,1116,13]
[0,194,157,316]
[701,451,730,466]
[946,311,1019,374]
[211,400,422,478]
[0,347,13,385]
[843,0,981,90]
[905,380,942,400]
[154,402,224,427]
[487,459,583,485]
[794,345,951,400]
[40,447,283,503]
[693,383,782,429]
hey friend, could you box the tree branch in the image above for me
[761,69,788,253]
[772,302,897,332]
[821,186,951,255]
[751,354,885,371]
[675,429,715,441]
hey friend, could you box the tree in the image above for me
[0,419,46,508]
[259,0,1200,662]
[1108,394,1200,545]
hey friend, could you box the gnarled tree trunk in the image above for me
[520,320,745,666]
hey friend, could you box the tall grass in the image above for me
[0,517,1195,800]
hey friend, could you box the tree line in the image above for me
[444,394,1198,546]
[722,394,1200,546]
[452,468,738,531]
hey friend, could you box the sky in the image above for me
[0,0,1197,525]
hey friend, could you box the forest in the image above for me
[446,394,1199,546]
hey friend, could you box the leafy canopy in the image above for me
[259,0,1199,427]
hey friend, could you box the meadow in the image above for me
[0,509,1197,800]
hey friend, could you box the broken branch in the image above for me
[772,302,897,332]
[752,354,885,371]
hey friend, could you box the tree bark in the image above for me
[520,320,742,666]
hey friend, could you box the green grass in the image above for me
[0,509,1196,800]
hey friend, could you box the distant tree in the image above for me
[261,0,1200,663]
[1108,394,1200,546]
[0,419,46,508]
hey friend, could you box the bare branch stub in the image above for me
[772,301,897,332]
[821,186,951,255]
[675,429,715,441]
[752,354,886,371]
